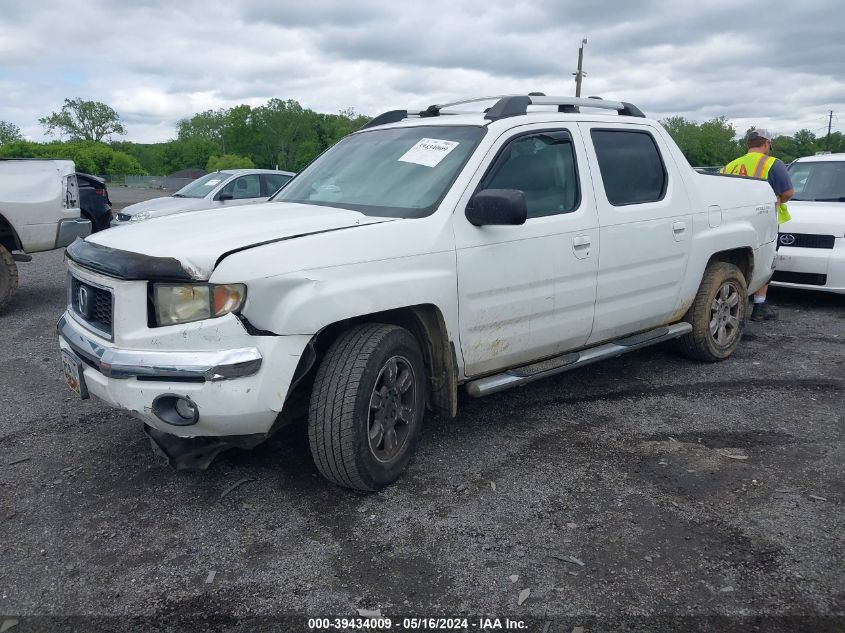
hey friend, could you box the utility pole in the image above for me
[573,38,587,98]
[826,110,834,150]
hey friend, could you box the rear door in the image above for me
[578,122,692,344]
[454,124,599,377]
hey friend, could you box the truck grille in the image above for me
[771,271,828,286]
[778,233,835,249]
[70,277,113,337]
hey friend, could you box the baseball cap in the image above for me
[746,128,772,142]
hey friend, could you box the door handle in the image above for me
[672,221,687,242]
[572,235,591,259]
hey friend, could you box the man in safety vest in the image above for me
[721,128,794,321]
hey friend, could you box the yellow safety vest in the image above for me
[721,152,791,223]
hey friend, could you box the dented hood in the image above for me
[80,202,394,279]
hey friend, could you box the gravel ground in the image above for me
[0,230,842,632]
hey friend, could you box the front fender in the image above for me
[236,251,459,340]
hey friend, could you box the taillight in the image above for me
[95,189,105,196]
[63,174,79,209]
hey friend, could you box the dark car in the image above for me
[76,173,112,232]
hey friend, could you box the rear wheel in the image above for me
[307,324,426,491]
[0,244,19,313]
[678,261,748,362]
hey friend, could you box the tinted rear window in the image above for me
[591,130,667,205]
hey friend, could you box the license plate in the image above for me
[61,349,89,400]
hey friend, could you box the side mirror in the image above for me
[466,189,527,226]
[217,192,234,202]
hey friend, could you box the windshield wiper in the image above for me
[171,193,187,198]
[810,197,845,202]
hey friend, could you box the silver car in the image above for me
[111,169,295,226]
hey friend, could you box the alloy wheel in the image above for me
[367,355,416,463]
[709,281,742,347]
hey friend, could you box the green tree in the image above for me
[222,105,262,160]
[173,98,369,171]
[771,134,798,163]
[39,98,127,142]
[110,141,169,175]
[826,131,845,153]
[0,140,40,158]
[161,137,219,173]
[177,109,227,150]
[0,120,22,145]
[792,129,818,158]
[661,116,737,166]
[4,97,372,175]
[107,151,146,175]
[696,117,738,166]
[206,154,255,171]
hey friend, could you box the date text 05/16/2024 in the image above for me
[307,617,528,630]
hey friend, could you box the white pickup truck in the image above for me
[57,95,778,490]
[0,159,91,311]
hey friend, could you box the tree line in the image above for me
[661,116,844,166]
[0,98,841,176]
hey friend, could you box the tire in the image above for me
[678,261,748,362]
[0,244,19,314]
[308,324,426,491]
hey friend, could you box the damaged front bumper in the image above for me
[58,314,263,381]
[56,310,312,438]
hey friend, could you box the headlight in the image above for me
[129,211,151,222]
[153,283,246,326]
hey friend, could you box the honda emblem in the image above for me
[77,285,90,318]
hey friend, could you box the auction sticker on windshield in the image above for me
[398,138,459,168]
[204,179,221,186]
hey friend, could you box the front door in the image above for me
[214,174,266,208]
[454,125,600,377]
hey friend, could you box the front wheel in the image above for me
[677,261,748,362]
[307,324,426,491]
[0,244,19,313]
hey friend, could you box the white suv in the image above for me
[58,95,777,490]
[771,153,845,294]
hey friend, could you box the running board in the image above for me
[465,322,692,397]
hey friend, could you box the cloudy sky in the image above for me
[1,0,843,144]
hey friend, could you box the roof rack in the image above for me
[361,94,645,129]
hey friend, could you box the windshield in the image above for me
[271,125,486,217]
[788,161,845,201]
[173,172,229,198]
